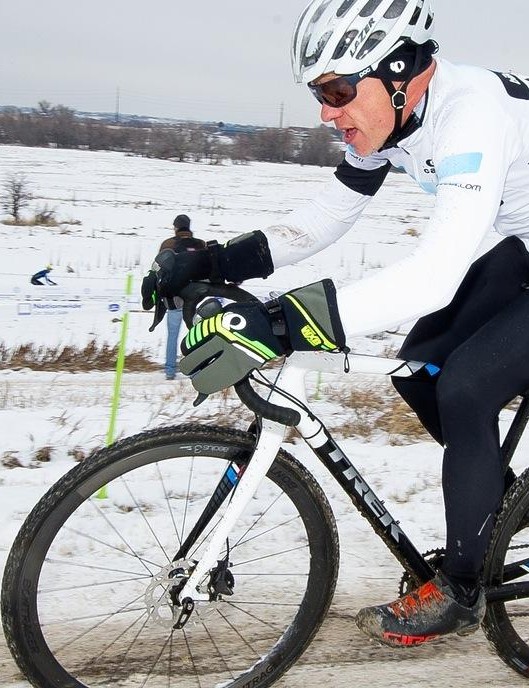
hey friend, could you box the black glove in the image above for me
[180,302,284,394]
[180,279,346,394]
[152,231,274,300]
[141,269,167,332]
[141,271,158,310]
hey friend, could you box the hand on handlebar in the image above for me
[180,302,286,394]
[140,231,276,331]
[141,249,216,332]
[179,279,347,395]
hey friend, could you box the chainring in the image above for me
[398,548,445,596]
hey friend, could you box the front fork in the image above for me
[176,364,319,604]
[176,418,286,602]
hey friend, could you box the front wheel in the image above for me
[2,424,339,688]
[483,467,529,677]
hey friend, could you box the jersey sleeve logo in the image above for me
[437,153,483,180]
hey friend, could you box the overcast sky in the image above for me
[2,0,528,127]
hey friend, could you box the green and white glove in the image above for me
[180,279,346,394]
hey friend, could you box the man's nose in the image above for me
[320,103,342,123]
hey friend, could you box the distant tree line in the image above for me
[0,101,343,168]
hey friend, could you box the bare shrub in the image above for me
[33,206,59,226]
[2,451,23,468]
[68,447,89,462]
[2,172,32,223]
[34,446,53,462]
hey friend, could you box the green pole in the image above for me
[97,273,133,499]
[314,371,323,401]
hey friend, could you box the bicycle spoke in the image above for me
[234,514,302,548]
[44,557,146,578]
[39,575,151,594]
[64,524,161,572]
[231,492,284,548]
[119,476,172,564]
[201,621,234,681]
[231,543,308,568]
[77,609,148,672]
[216,607,260,658]
[182,628,203,688]
[223,601,285,632]
[156,462,182,550]
[41,605,147,627]
[140,630,173,688]
[180,457,195,548]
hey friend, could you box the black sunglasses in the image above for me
[308,74,363,108]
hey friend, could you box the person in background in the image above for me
[30,265,57,286]
[159,215,205,380]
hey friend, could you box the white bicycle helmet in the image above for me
[292,0,434,84]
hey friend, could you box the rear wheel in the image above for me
[2,424,339,688]
[483,467,529,677]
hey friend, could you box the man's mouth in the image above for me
[342,128,358,145]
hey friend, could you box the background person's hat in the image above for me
[173,214,191,231]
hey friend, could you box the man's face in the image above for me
[315,74,395,157]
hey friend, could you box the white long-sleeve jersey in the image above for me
[263,58,529,336]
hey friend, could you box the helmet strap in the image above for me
[378,44,427,150]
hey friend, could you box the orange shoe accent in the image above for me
[382,631,440,646]
[388,580,445,620]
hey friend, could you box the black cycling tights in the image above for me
[393,237,529,582]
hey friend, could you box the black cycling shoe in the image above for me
[355,572,486,647]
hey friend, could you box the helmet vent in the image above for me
[302,30,334,68]
[409,4,422,25]
[425,12,433,29]
[384,0,408,19]
[359,0,385,18]
[311,0,334,24]
[332,29,359,59]
[336,0,360,17]
[357,29,386,59]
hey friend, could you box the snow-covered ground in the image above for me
[0,145,526,687]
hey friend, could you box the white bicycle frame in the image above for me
[178,350,428,602]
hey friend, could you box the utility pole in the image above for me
[279,102,285,163]
[115,86,120,124]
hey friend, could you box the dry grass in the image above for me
[0,339,158,372]
[33,445,53,462]
[322,379,429,444]
[2,210,81,227]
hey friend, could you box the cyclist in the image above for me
[30,264,57,286]
[142,0,529,646]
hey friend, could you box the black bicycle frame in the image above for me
[307,392,529,599]
[310,426,437,585]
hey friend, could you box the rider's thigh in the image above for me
[437,289,529,420]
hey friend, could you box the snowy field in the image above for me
[0,145,527,687]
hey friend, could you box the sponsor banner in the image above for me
[0,296,139,322]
